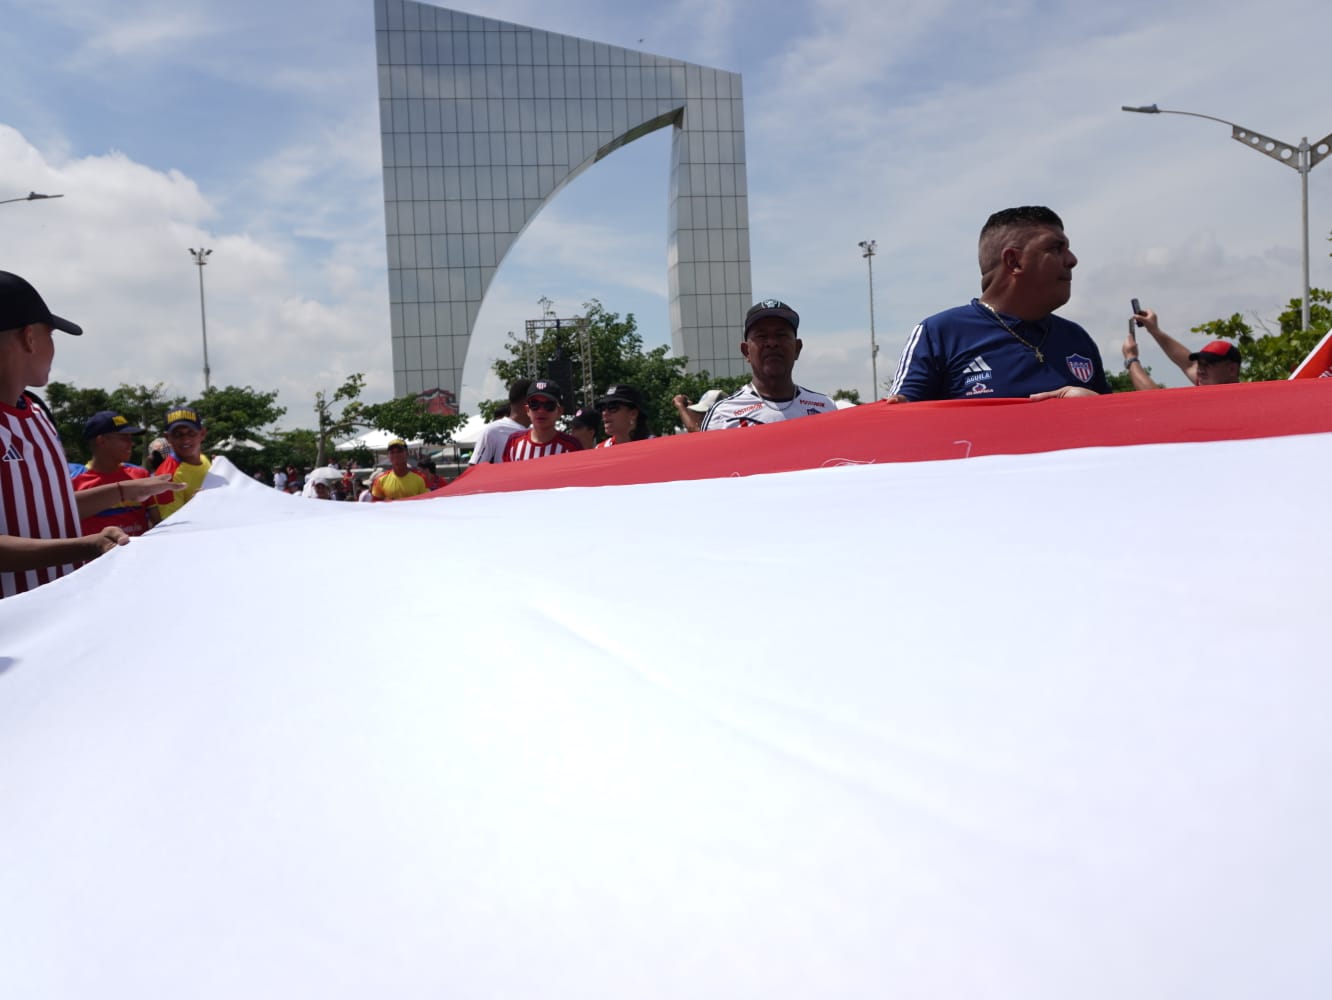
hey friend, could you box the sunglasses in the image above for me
[527,398,558,412]
[600,402,626,413]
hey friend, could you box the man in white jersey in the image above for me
[0,271,181,598]
[469,379,532,465]
[701,300,836,431]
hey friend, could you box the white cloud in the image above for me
[72,10,220,64]
[2,125,391,422]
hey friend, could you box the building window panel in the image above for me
[376,5,752,399]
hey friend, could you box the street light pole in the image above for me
[0,191,64,206]
[188,248,213,392]
[1122,103,1332,330]
[858,240,880,400]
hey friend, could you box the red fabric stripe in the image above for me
[432,380,1332,498]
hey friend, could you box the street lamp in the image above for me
[1122,103,1332,330]
[188,247,213,392]
[858,240,880,401]
[0,191,64,206]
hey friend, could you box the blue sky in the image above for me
[3,0,1330,422]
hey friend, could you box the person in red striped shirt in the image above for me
[501,379,583,462]
[0,271,182,599]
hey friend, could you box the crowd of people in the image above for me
[1,205,1248,599]
[262,447,447,503]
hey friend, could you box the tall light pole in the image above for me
[0,191,64,206]
[858,240,880,400]
[1122,103,1332,330]
[188,248,213,392]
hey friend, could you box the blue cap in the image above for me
[84,410,144,439]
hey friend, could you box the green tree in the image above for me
[489,300,747,435]
[44,380,289,470]
[1192,288,1332,382]
[477,397,507,422]
[313,374,366,466]
[190,384,286,452]
[1105,365,1155,393]
[43,381,185,464]
[42,381,112,463]
[833,388,862,404]
[359,394,466,444]
[117,383,186,451]
[268,428,321,471]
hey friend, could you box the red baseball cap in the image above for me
[1189,341,1241,364]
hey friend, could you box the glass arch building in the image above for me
[374,0,753,403]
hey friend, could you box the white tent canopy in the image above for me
[336,418,485,454]
[209,436,265,451]
[333,428,424,452]
[447,411,488,447]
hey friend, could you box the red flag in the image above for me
[1290,328,1332,379]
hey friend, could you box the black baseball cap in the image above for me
[0,271,83,336]
[569,407,601,431]
[84,410,145,439]
[595,384,644,410]
[744,299,799,338]
[527,379,562,404]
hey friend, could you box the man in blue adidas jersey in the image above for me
[888,206,1110,402]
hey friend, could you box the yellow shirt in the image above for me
[154,455,212,520]
[371,469,429,501]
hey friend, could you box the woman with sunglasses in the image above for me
[501,379,584,462]
[595,384,653,447]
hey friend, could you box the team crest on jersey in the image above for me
[963,355,993,386]
[1065,354,1094,383]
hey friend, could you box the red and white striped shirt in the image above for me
[501,430,583,462]
[1,395,82,598]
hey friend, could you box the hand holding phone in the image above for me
[1131,298,1145,327]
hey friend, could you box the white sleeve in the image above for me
[470,426,497,464]
[700,398,733,431]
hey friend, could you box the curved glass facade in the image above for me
[374,0,752,401]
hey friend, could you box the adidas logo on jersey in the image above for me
[963,355,993,385]
[2,443,22,462]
